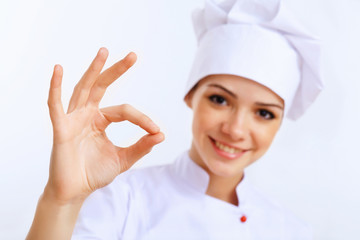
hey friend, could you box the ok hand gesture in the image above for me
[45,48,164,204]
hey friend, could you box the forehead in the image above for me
[197,74,284,105]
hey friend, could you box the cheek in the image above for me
[253,123,280,152]
[192,104,223,140]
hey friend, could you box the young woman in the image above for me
[27,0,323,239]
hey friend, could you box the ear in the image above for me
[184,91,194,109]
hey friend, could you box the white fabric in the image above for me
[185,0,324,120]
[72,151,312,240]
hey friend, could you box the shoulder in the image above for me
[246,184,313,239]
[73,163,173,239]
[82,162,175,205]
[78,162,174,214]
[95,162,178,208]
[115,162,174,189]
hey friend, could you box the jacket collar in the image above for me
[172,151,251,206]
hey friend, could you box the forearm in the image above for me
[26,193,84,240]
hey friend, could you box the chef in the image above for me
[26,0,323,239]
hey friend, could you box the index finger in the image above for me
[100,104,160,134]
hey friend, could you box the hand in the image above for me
[45,48,164,204]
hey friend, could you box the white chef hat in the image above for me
[185,0,324,120]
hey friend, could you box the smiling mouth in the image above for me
[209,137,248,159]
[214,140,241,154]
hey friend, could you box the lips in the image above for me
[209,137,248,160]
[214,140,240,154]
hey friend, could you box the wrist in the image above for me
[42,184,89,208]
[26,189,87,240]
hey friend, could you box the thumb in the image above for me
[118,132,165,171]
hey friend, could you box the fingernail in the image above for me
[126,52,137,61]
[98,47,108,56]
[149,121,160,132]
[158,132,165,142]
[54,64,61,72]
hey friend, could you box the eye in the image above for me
[209,95,227,106]
[257,109,275,120]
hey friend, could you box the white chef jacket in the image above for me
[72,151,312,240]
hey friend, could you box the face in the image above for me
[185,74,284,180]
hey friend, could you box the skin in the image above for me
[27,51,284,239]
[26,48,164,240]
[185,74,284,205]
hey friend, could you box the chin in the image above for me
[204,155,247,179]
[191,139,255,179]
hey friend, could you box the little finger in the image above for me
[47,65,65,123]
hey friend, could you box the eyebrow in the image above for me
[255,102,284,110]
[207,83,284,110]
[207,84,237,98]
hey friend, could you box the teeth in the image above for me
[215,141,240,154]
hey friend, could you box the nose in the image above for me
[221,110,250,141]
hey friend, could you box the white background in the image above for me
[0,0,359,239]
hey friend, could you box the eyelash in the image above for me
[208,95,227,106]
[209,95,276,120]
[257,109,275,120]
